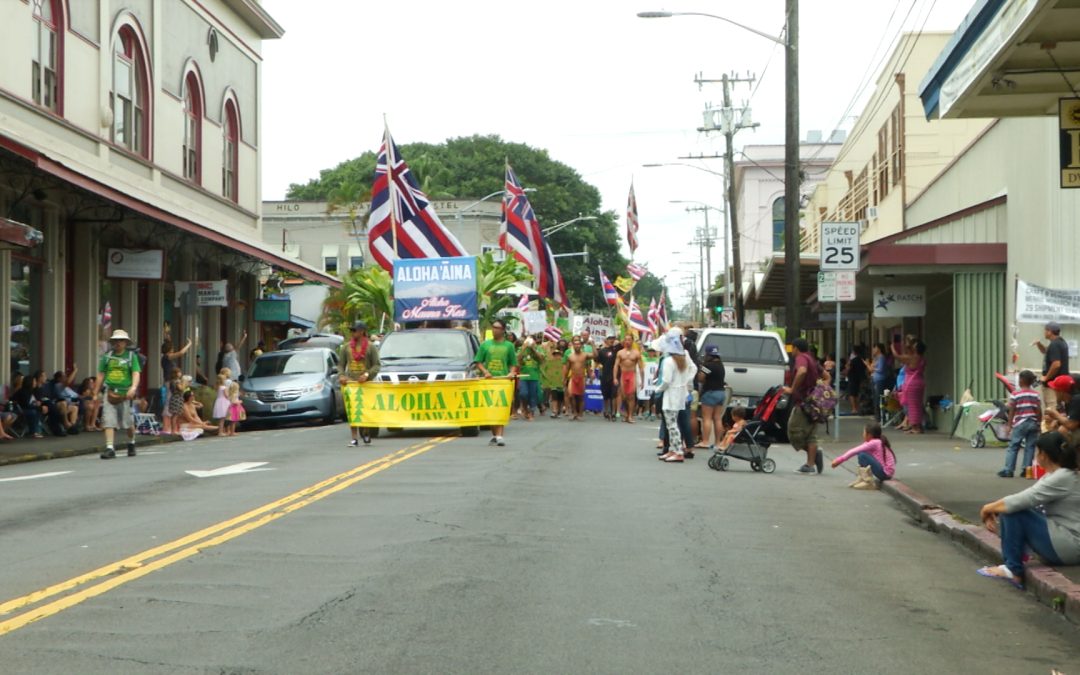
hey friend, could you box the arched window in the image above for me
[31,0,62,112]
[111,23,149,157]
[182,70,202,182]
[222,98,239,202]
[772,197,785,252]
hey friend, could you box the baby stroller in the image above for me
[970,401,1010,448]
[707,386,789,474]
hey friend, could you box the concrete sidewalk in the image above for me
[820,415,1080,623]
[0,429,179,466]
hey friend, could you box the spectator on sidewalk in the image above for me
[977,431,1080,589]
[12,373,45,438]
[870,343,892,421]
[1035,321,1070,431]
[79,377,101,431]
[831,422,896,490]
[999,370,1042,478]
[892,338,927,434]
[1044,375,1080,448]
[784,338,824,475]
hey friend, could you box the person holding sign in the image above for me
[339,321,381,446]
[93,329,142,459]
[474,319,517,446]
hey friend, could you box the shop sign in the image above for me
[820,222,860,271]
[393,256,478,322]
[1061,98,1080,188]
[572,314,616,338]
[1016,279,1080,324]
[254,299,291,323]
[107,248,164,280]
[174,280,228,308]
[873,286,925,318]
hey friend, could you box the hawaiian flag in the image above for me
[626,263,648,281]
[367,125,468,271]
[500,163,568,307]
[100,301,112,328]
[656,290,669,332]
[626,182,639,256]
[517,294,530,311]
[599,267,618,306]
[627,296,651,333]
[647,298,661,335]
[544,325,563,342]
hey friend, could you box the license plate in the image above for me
[270,402,287,413]
[730,397,748,409]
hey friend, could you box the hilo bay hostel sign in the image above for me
[342,379,513,428]
[393,256,478,322]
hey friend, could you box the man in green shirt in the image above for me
[474,319,518,446]
[94,329,142,459]
[516,337,545,421]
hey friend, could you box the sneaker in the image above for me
[795,464,815,474]
[997,469,1013,478]
[127,443,136,457]
[348,439,359,447]
[495,436,505,447]
[100,446,116,460]
[361,431,371,445]
[814,451,824,474]
[489,437,498,446]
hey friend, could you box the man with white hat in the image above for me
[93,329,142,459]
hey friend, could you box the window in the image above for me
[876,125,889,201]
[771,197,784,252]
[222,99,239,202]
[890,105,903,187]
[322,245,339,275]
[347,245,364,270]
[32,0,61,112]
[182,71,202,182]
[111,24,149,157]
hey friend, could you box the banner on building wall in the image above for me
[174,281,228,308]
[572,314,616,339]
[1016,279,1080,324]
[393,256,478,323]
[1060,98,1080,189]
[342,378,513,428]
[107,249,164,280]
[872,287,926,318]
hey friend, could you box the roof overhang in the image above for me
[0,218,44,250]
[744,255,820,310]
[221,0,284,40]
[919,0,1080,119]
[864,242,1007,269]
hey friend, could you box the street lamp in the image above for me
[638,4,800,340]
[542,215,597,236]
[642,162,725,178]
[454,188,536,222]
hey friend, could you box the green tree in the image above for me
[320,266,394,335]
[476,252,533,331]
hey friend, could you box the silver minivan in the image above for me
[695,328,789,408]
[240,348,344,426]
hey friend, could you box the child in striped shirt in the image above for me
[998,370,1041,478]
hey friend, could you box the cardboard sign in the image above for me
[393,256,478,322]
[522,310,547,335]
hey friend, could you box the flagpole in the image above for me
[384,118,399,258]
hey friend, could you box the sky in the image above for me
[260,0,976,308]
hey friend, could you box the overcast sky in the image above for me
[261,0,974,307]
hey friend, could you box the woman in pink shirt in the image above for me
[893,339,927,434]
[831,422,896,490]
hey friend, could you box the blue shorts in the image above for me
[700,390,726,407]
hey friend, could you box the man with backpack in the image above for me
[93,329,142,459]
[784,338,824,475]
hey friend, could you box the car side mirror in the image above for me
[330,367,339,376]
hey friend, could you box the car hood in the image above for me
[242,373,325,390]
[379,358,472,372]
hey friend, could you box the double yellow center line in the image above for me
[0,436,453,637]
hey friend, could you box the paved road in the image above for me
[0,417,1076,674]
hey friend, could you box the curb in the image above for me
[880,477,1080,624]
[0,433,182,467]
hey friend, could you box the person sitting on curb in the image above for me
[1044,375,1080,448]
[977,432,1080,589]
[831,422,896,490]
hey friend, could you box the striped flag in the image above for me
[544,325,563,342]
[656,290,669,332]
[627,296,650,333]
[626,182,639,256]
[101,301,112,328]
[599,267,618,306]
[647,298,660,335]
[500,163,568,307]
[517,294,530,311]
[367,125,468,271]
[626,263,648,281]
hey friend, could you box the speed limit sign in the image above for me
[820,222,860,271]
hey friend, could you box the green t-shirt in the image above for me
[562,344,594,364]
[540,355,564,390]
[475,339,517,377]
[98,350,141,391]
[518,347,543,382]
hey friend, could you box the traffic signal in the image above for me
[714,306,724,314]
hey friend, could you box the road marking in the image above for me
[0,471,72,483]
[0,436,454,636]
[185,462,273,478]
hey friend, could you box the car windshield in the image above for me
[379,332,469,360]
[248,352,326,378]
[701,334,786,366]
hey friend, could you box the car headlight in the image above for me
[300,382,325,395]
[241,391,258,401]
[446,372,465,381]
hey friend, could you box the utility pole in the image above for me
[683,205,717,322]
[694,72,756,328]
[784,0,801,342]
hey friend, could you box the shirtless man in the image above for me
[613,335,645,423]
[563,336,591,421]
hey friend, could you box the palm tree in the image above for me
[476,252,533,330]
[321,265,394,335]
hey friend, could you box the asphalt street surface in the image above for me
[0,416,1078,674]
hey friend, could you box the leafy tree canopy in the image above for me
[286,134,664,310]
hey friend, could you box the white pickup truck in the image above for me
[695,328,789,408]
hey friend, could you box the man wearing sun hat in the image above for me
[93,329,142,459]
[1045,375,1080,447]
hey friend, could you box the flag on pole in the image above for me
[613,275,635,293]
[517,294,530,311]
[500,163,568,307]
[627,296,650,333]
[544,325,563,342]
[626,263,648,281]
[101,301,112,328]
[656,291,669,332]
[367,125,468,271]
[599,268,618,306]
[647,298,660,335]
[626,182,639,256]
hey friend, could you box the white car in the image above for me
[695,328,789,409]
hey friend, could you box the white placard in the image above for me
[572,314,616,339]
[107,249,164,280]
[873,286,925,318]
[174,281,229,308]
[522,310,547,335]
[836,271,856,301]
[820,222,860,271]
[1016,279,1080,324]
[818,271,837,302]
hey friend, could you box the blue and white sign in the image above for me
[393,256,478,322]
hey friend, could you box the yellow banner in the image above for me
[614,275,635,293]
[342,378,514,428]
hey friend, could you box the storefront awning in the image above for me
[0,218,43,250]
[919,0,1080,119]
[744,255,821,310]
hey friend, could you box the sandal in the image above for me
[976,564,1023,589]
